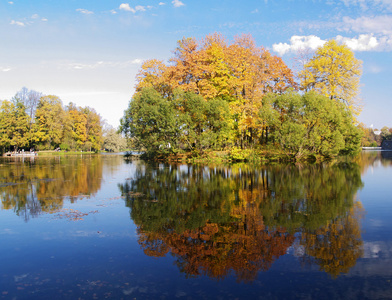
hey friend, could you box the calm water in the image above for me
[0,151,391,300]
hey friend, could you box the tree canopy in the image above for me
[132,33,297,149]
[299,40,362,115]
[121,33,362,160]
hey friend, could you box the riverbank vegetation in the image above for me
[120,33,363,162]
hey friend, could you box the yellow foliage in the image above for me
[299,40,362,115]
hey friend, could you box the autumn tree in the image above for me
[1,89,103,152]
[357,123,378,147]
[299,39,362,115]
[0,100,13,153]
[33,95,65,150]
[135,59,171,97]
[133,33,297,151]
[62,103,89,150]
[0,99,31,152]
[82,107,103,151]
[129,33,361,159]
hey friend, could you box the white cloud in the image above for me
[1,67,11,72]
[343,15,392,35]
[340,0,392,11]
[336,34,379,51]
[41,18,48,22]
[10,20,25,27]
[31,14,39,19]
[76,8,94,15]
[273,33,392,55]
[119,3,147,13]
[130,59,143,64]
[8,1,13,4]
[341,15,392,50]
[272,35,326,56]
[172,0,185,7]
[135,5,146,12]
[119,3,132,11]
[159,2,166,5]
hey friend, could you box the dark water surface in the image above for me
[1,152,391,299]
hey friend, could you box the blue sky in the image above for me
[1,0,391,129]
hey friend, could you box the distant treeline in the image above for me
[359,124,392,147]
[0,87,103,153]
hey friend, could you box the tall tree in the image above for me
[0,99,31,151]
[33,95,64,149]
[14,87,42,123]
[120,87,182,156]
[83,107,103,151]
[11,100,31,151]
[135,59,171,97]
[299,40,362,115]
[0,100,13,152]
[64,103,87,150]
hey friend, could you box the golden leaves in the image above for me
[299,39,362,115]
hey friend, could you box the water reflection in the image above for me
[356,150,392,173]
[299,202,364,278]
[119,161,364,281]
[0,155,105,221]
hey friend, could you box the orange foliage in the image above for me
[134,33,297,147]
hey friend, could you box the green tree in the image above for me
[103,127,127,152]
[381,126,392,141]
[299,40,362,115]
[120,87,182,156]
[262,90,362,158]
[121,87,232,156]
[176,91,231,152]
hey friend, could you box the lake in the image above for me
[1,151,392,300]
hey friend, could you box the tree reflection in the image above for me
[120,161,364,281]
[299,202,364,278]
[0,156,104,221]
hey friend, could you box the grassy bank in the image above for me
[37,150,97,156]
